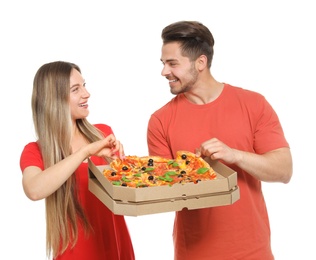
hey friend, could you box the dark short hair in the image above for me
[162,21,215,68]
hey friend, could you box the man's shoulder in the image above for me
[225,83,264,100]
[151,95,180,116]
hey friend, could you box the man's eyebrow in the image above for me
[161,58,178,63]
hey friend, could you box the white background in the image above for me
[1,0,315,259]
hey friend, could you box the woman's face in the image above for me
[69,68,90,121]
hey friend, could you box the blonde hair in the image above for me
[32,61,104,258]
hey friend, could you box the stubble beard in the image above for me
[170,66,199,95]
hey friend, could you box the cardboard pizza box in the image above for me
[88,158,238,202]
[89,177,239,216]
[88,158,240,216]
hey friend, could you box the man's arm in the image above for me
[198,138,292,183]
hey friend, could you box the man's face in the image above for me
[160,42,198,95]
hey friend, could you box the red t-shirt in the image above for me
[147,84,289,260]
[20,124,135,260]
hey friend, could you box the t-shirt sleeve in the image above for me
[94,123,114,137]
[147,114,173,158]
[253,96,289,154]
[20,124,116,173]
[20,142,44,172]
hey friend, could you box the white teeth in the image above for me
[169,79,178,83]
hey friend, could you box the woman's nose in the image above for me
[82,87,90,98]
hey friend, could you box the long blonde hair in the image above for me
[32,61,104,258]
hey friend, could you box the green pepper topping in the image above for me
[164,171,178,176]
[197,168,210,174]
[122,176,131,182]
[159,175,173,182]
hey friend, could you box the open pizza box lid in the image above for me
[88,158,239,203]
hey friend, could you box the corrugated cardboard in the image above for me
[88,158,239,216]
[89,178,239,216]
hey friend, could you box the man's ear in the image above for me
[196,55,208,71]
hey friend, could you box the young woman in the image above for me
[20,61,135,260]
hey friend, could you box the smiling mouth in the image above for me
[79,103,87,107]
[169,79,178,83]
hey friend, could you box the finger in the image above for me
[119,143,125,159]
[195,148,201,157]
[111,140,124,158]
[104,134,116,146]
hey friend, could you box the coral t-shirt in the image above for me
[20,124,134,260]
[147,84,289,260]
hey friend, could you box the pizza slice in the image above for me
[175,150,217,182]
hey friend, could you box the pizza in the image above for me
[102,150,217,188]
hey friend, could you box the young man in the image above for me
[147,21,292,260]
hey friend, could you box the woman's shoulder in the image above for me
[93,123,114,135]
[22,141,40,153]
[20,141,43,171]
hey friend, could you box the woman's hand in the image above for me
[86,134,125,160]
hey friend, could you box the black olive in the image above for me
[121,183,127,186]
[180,170,186,174]
[148,162,154,166]
[141,166,146,171]
[122,166,128,171]
[186,160,190,165]
[178,174,183,178]
[148,158,154,163]
[181,154,187,159]
[148,175,154,181]
[110,172,116,176]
